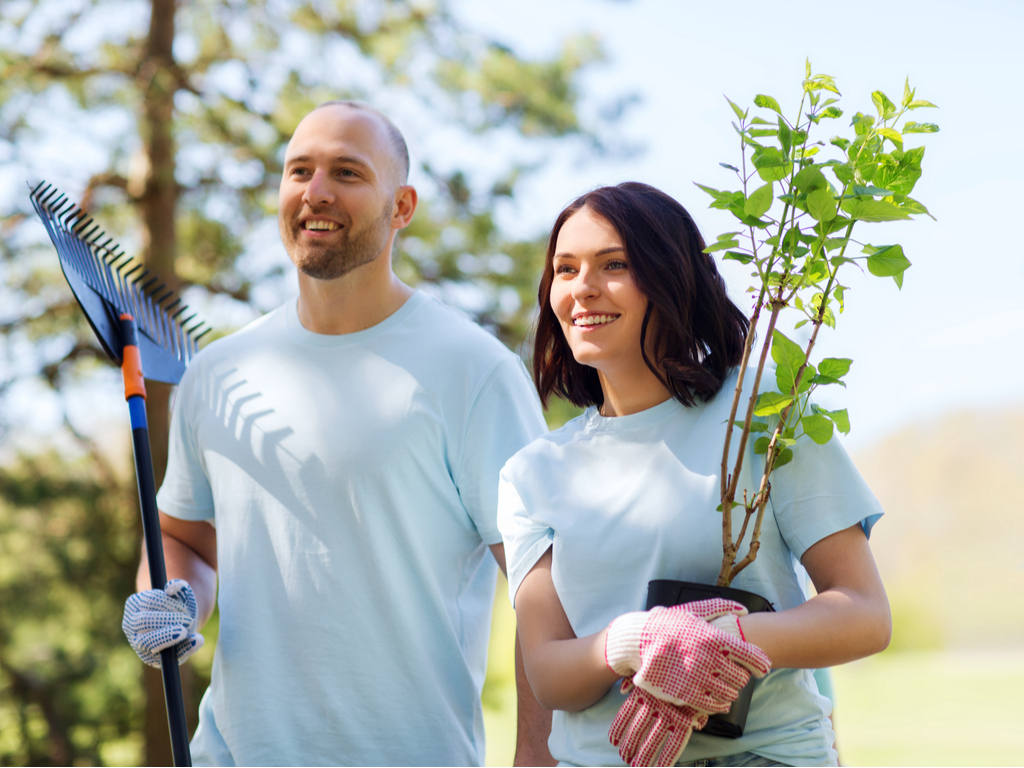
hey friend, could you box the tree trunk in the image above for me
[138,0,197,764]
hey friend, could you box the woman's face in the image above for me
[549,206,649,378]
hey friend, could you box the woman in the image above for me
[498,183,890,767]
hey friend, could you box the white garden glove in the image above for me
[604,598,771,714]
[610,683,709,767]
[122,579,204,668]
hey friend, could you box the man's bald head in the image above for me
[313,100,410,187]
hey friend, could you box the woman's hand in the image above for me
[739,523,892,668]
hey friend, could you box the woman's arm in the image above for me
[515,547,621,711]
[738,523,891,668]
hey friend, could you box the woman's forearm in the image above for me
[739,585,891,669]
[740,524,891,669]
[525,627,621,711]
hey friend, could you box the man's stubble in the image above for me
[283,198,394,281]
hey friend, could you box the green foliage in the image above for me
[706,61,936,585]
[0,449,143,766]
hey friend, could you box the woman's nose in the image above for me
[571,264,600,301]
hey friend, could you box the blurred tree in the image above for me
[0,0,622,763]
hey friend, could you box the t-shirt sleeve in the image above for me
[455,355,548,545]
[768,433,883,561]
[155,362,215,521]
[497,468,554,607]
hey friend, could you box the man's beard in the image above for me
[282,200,393,281]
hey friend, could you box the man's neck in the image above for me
[295,251,414,335]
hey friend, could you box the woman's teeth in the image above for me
[574,314,617,326]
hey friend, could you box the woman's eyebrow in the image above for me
[554,246,624,260]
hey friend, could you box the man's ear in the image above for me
[392,185,418,229]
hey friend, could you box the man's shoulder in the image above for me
[405,292,521,367]
[189,304,288,365]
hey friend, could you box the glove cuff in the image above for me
[605,610,649,676]
[709,613,745,641]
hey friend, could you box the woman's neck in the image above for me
[597,366,673,417]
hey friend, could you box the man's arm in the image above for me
[137,511,218,629]
[490,544,555,767]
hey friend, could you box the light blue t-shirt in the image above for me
[157,292,546,766]
[498,367,883,767]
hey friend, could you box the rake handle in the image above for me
[122,316,192,767]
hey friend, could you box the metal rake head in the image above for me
[29,181,212,385]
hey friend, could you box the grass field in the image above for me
[481,579,1024,766]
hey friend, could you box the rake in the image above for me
[30,180,211,767]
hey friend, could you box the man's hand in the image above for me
[123,579,204,668]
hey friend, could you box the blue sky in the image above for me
[453,0,1024,448]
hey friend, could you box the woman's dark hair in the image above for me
[534,181,749,409]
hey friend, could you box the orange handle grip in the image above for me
[119,313,147,400]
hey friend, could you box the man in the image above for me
[122,101,553,765]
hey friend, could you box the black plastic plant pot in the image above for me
[645,579,774,739]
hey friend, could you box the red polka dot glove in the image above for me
[609,681,708,767]
[604,598,772,714]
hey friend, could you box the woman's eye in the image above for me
[555,264,577,275]
[607,259,628,270]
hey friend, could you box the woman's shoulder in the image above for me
[504,409,592,473]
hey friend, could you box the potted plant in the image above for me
[646,60,938,737]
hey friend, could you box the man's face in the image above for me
[279,106,399,281]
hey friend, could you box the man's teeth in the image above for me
[574,315,618,326]
[305,221,339,231]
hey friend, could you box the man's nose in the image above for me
[302,169,335,206]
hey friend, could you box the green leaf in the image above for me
[703,239,739,253]
[751,146,792,182]
[754,94,783,114]
[801,413,834,445]
[850,185,893,197]
[902,121,939,134]
[805,58,812,79]
[866,244,911,286]
[754,436,770,454]
[771,330,807,396]
[737,420,769,433]
[744,182,774,218]
[871,90,898,119]
[806,187,837,222]
[830,136,851,151]
[841,198,911,222]
[804,75,840,95]
[903,77,912,107]
[818,106,843,120]
[907,99,938,110]
[724,250,754,264]
[753,391,793,417]
[827,408,851,434]
[793,165,828,192]
[726,96,747,121]
[720,163,740,172]
[778,117,792,157]
[818,357,852,379]
[773,448,794,468]
[877,127,904,149]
